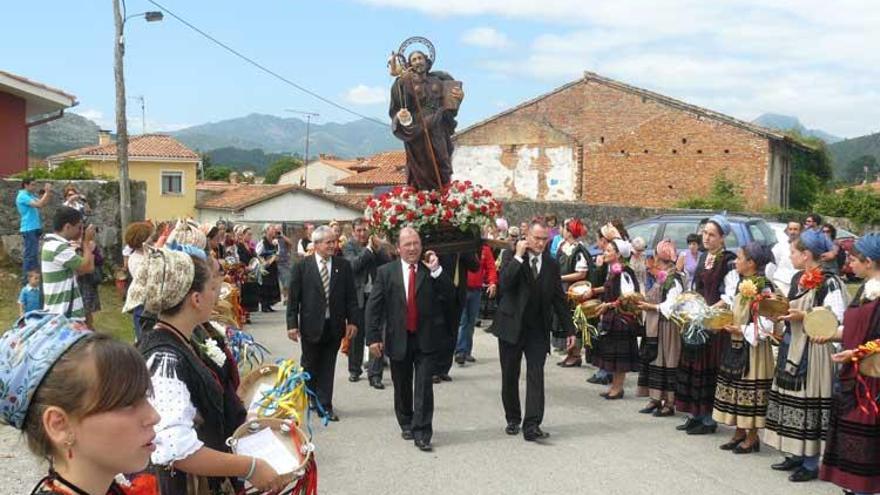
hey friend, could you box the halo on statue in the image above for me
[388,36,436,77]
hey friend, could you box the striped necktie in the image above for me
[320,258,330,302]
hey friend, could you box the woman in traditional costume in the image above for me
[235,225,261,314]
[255,224,281,312]
[764,229,847,483]
[591,238,641,399]
[636,239,684,417]
[820,233,880,494]
[557,218,592,367]
[0,314,159,495]
[712,242,777,454]
[127,249,285,493]
[676,215,737,435]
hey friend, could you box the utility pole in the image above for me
[113,0,131,234]
[285,109,319,188]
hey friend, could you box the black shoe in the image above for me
[432,375,442,384]
[348,373,361,383]
[523,427,550,442]
[401,429,414,440]
[720,438,745,451]
[455,353,465,365]
[733,441,760,454]
[788,467,818,482]
[771,457,804,471]
[369,377,385,390]
[465,355,475,363]
[653,406,675,417]
[558,358,583,368]
[639,402,660,414]
[414,439,433,452]
[586,374,603,384]
[439,374,452,382]
[604,391,625,400]
[505,423,520,435]
[676,417,700,431]
[686,423,717,435]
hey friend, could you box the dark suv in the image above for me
[624,213,777,256]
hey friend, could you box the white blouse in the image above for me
[619,271,636,296]
[719,269,741,308]
[145,352,204,466]
[658,279,684,319]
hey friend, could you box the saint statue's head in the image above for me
[408,50,431,75]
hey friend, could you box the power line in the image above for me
[144,0,389,127]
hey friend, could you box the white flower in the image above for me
[202,337,227,367]
[864,278,880,302]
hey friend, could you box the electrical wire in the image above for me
[144,0,389,127]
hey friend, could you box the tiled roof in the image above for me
[317,158,359,172]
[335,150,407,187]
[0,70,77,102]
[324,193,369,210]
[196,183,364,212]
[47,134,200,162]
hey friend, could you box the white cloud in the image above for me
[344,84,387,105]
[360,0,880,136]
[461,27,512,49]
[72,108,109,127]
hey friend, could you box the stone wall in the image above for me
[1,179,146,267]
[454,76,792,210]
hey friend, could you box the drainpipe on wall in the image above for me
[26,108,69,128]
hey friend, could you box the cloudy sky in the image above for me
[4,0,879,138]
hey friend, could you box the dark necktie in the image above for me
[530,256,539,280]
[406,264,418,332]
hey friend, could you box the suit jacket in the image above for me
[493,250,576,346]
[364,260,455,361]
[286,254,358,343]
[342,240,391,308]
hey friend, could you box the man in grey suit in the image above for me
[343,218,392,388]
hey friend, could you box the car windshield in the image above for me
[747,221,776,246]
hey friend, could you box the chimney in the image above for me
[229,171,240,184]
[98,129,113,146]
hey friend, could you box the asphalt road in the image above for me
[0,310,839,494]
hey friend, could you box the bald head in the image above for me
[398,227,422,264]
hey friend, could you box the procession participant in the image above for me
[455,241,497,366]
[124,221,155,340]
[493,221,576,441]
[297,223,315,257]
[365,227,454,451]
[586,222,622,386]
[590,238,640,400]
[636,239,684,417]
[676,215,737,435]
[767,221,801,295]
[676,233,702,290]
[343,218,392,387]
[629,237,649,293]
[199,222,222,261]
[0,315,160,495]
[556,218,591,368]
[275,224,293,305]
[235,225,261,314]
[129,249,285,493]
[764,228,847,482]
[434,250,479,383]
[820,233,880,494]
[255,224,281,312]
[712,242,777,454]
[286,225,358,422]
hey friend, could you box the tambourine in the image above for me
[757,295,790,318]
[803,307,838,339]
[238,365,279,417]
[227,418,314,481]
[703,309,734,331]
[567,281,592,303]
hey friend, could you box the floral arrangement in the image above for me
[364,180,502,236]
[738,276,768,300]
[863,278,880,302]
[799,267,825,291]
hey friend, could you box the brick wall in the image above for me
[454,77,783,209]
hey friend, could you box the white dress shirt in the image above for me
[401,258,443,298]
[514,252,542,276]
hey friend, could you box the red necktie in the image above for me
[406,263,418,333]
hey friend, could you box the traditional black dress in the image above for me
[257,236,281,310]
[236,242,260,313]
[590,266,641,372]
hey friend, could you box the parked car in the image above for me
[612,213,777,258]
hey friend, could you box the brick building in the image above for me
[452,71,811,209]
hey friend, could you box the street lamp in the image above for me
[113,2,162,237]
[285,109,319,188]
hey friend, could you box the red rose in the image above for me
[443,210,453,220]
[395,204,405,212]
[417,197,426,206]
[465,180,473,186]
[467,203,477,212]
[389,216,398,225]
[480,205,488,213]
[457,184,466,192]
[392,186,402,195]
[406,211,416,221]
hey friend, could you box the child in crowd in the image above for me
[18,270,42,315]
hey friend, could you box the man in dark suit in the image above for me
[493,220,576,441]
[343,218,392,389]
[365,227,454,452]
[287,225,358,422]
[433,251,479,382]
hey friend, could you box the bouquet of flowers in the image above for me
[364,180,502,237]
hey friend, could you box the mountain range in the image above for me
[751,113,841,144]
[828,132,880,178]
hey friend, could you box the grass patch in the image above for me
[1,269,133,343]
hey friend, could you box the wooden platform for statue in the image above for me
[420,223,482,255]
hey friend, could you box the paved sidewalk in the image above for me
[0,311,838,494]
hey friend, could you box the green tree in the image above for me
[675,173,746,211]
[203,165,233,181]
[784,130,833,209]
[842,155,880,184]
[13,159,96,180]
[262,157,302,184]
[814,187,880,228]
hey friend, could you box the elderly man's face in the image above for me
[315,232,338,259]
[398,228,422,264]
[409,52,428,74]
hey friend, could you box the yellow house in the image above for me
[47,133,201,220]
